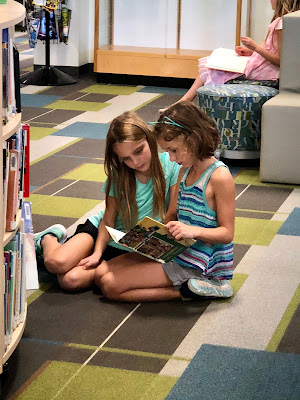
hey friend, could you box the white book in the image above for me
[206,48,250,74]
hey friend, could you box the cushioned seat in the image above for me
[197,84,279,159]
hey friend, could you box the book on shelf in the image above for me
[5,149,20,231]
[2,27,17,125]
[22,123,30,198]
[3,229,25,349]
[106,216,196,263]
[206,47,250,74]
[21,201,38,290]
[13,43,21,114]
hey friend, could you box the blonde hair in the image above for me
[154,101,220,161]
[105,111,166,230]
[272,0,300,21]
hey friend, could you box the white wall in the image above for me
[34,0,94,67]
[34,0,272,68]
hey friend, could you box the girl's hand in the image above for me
[78,253,101,270]
[165,221,196,240]
[240,37,259,52]
[235,45,253,56]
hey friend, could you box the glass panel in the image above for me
[180,0,238,50]
[98,0,111,47]
[113,0,177,49]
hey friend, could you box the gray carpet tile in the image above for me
[233,244,251,268]
[40,77,96,96]
[235,209,274,220]
[135,105,162,122]
[235,186,293,212]
[54,180,105,200]
[78,93,117,103]
[277,305,300,354]
[24,287,136,346]
[34,179,105,200]
[30,155,89,186]
[32,215,78,233]
[21,106,51,122]
[55,138,106,159]
[30,109,85,124]
[106,301,211,355]
[50,345,95,364]
[89,349,168,373]
[235,184,248,197]
[145,94,182,108]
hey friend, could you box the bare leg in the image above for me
[58,266,96,291]
[159,75,204,113]
[180,75,204,102]
[94,253,181,302]
[41,233,96,291]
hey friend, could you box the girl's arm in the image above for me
[78,195,118,268]
[163,168,184,224]
[166,168,235,244]
[241,30,282,66]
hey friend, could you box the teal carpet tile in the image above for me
[278,208,300,236]
[21,94,62,108]
[54,122,110,139]
[166,344,300,400]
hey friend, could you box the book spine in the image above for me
[22,124,30,198]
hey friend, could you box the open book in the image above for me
[206,48,250,74]
[106,216,196,263]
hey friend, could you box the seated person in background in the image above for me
[161,0,299,110]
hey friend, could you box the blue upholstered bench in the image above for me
[197,84,279,159]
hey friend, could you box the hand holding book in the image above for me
[106,216,195,264]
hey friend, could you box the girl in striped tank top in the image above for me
[154,101,235,299]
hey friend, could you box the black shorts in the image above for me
[67,219,128,261]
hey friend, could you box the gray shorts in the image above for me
[162,261,204,290]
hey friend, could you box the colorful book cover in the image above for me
[21,201,38,290]
[106,216,196,263]
[5,149,20,231]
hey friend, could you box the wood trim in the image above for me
[109,0,114,45]
[247,0,252,37]
[94,0,99,71]
[176,0,182,50]
[236,0,242,46]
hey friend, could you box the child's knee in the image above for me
[100,272,120,300]
[44,253,66,274]
[94,260,109,284]
[58,269,83,291]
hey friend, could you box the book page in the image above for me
[105,226,126,243]
[206,48,250,74]
[114,217,195,263]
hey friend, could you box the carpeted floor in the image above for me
[1,33,299,400]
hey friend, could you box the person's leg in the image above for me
[94,253,181,302]
[180,75,203,102]
[57,265,96,291]
[42,232,94,275]
[159,75,204,113]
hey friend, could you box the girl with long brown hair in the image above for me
[34,111,180,291]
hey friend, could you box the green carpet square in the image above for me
[44,100,109,112]
[28,194,101,218]
[16,361,177,400]
[234,217,283,246]
[30,126,58,140]
[62,163,106,182]
[80,84,141,95]
[234,170,297,189]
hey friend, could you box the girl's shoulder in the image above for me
[269,17,283,31]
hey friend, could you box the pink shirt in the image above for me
[244,17,282,80]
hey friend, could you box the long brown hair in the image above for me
[154,101,220,161]
[272,0,300,21]
[104,111,166,230]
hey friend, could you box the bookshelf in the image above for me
[94,0,244,79]
[0,0,26,374]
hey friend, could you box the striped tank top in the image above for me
[174,161,233,279]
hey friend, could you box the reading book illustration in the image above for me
[106,216,196,263]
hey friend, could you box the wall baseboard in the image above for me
[96,73,194,88]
